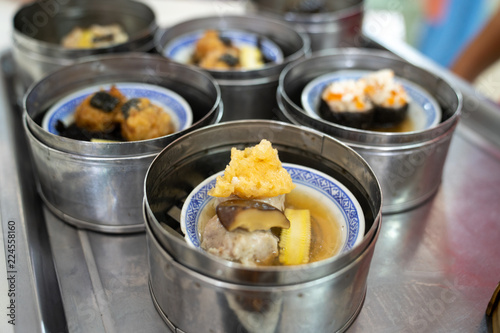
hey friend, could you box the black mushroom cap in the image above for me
[89,91,120,112]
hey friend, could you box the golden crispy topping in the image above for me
[208,139,295,199]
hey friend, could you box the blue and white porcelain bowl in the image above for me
[301,70,442,132]
[180,163,365,257]
[163,29,284,70]
[42,82,193,136]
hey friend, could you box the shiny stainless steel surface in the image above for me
[277,48,462,214]
[43,210,166,332]
[247,0,364,51]
[350,130,500,332]
[156,15,310,121]
[0,52,67,333]
[1,35,499,333]
[144,120,382,286]
[25,122,156,233]
[147,213,379,333]
[12,0,158,88]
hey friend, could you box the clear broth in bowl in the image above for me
[198,187,344,266]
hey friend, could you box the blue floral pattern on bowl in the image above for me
[180,163,365,254]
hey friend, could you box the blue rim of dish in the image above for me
[42,83,193,136]
[181,163,364,253]
[301,70,442,132]
[163,29,284,67]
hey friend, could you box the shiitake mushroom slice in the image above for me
[216,199,290,232]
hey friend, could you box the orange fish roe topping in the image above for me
[354,96,365,110]
[321,79,372,112]
[362,70,409,108]
[325,92,343,101]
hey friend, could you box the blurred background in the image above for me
[2,0,499,101]
[364,0,500,101]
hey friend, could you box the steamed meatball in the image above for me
[201,215,279,266]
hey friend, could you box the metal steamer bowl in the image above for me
[144,120,382,332]
[156,15,310,121]
[277,49,462,213]
[247,0,364,51]
[23,53,223,234]
[13,0,158,88]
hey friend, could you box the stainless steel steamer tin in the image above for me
[146,214,380,333]
[13,0,158,88]
[156,15,310,121]
[277,49,462,213]
[23,54,222,233]
[247,0,364,51]
[144,120,382,332]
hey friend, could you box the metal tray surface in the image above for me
[1,37,500,333]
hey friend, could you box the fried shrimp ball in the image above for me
[198,49,240,69]
[74,86,126,133]
[193,30,227,61]
[192,30,241,70]
[120,98,174,141]
[208,139,295,199]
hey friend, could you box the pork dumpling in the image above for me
[74,86,126,133]
[120,98,174,141]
